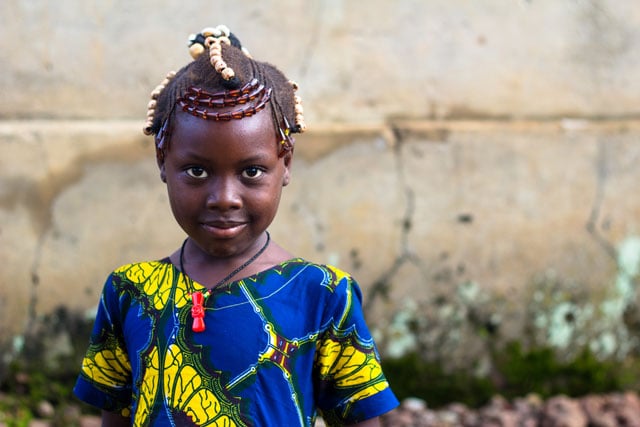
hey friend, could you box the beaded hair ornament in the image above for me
[143,25,306,161]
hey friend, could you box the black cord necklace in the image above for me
[180,231,271,333]
[179,231,271,289]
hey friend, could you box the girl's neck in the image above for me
[171,233,294,288]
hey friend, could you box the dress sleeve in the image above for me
[73,274,133,416]
[314,267,399,425]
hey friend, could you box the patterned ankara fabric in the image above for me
[74,258,399,426]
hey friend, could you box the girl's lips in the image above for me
[201,222,246,239]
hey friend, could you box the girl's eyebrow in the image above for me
[175,150,272,165]
[239,153,271,163]
[175,150,210,162]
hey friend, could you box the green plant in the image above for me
[0,394,34,427]
[382,352,495,408]
[381,340,636,409]
[0,307,99,424]
[497,341,623,399]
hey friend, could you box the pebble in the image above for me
[379,392,640,427]
[3,392,640,426]
[36,400,55,418]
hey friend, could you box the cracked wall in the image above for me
[2,1,640,366]
[1,120,640,360]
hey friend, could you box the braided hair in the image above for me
[143,25,306,159]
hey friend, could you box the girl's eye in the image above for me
[242,167,264,179]
[186,167,208,179]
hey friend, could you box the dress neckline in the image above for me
[159,256,305,292]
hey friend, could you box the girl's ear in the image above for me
[282,150,293,187]
[156,149,167,183]
[159,164,167,183]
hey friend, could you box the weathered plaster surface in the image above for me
[1,120,640,365]
[2,1,640,367]
[1,1,639,121]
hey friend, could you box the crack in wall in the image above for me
[585,138,616,260]
[28,235,45,332]
[364,125,424,312]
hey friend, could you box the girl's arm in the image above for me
[349,417,381,427]
[102,410,130,427]
[102,411,381,427]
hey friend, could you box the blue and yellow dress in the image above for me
[74,258,399,426]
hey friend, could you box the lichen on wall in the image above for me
[593,236,640,358]
[373,235,640,372]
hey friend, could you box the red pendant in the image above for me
[191,291,206,332]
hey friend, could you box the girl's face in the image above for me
[160,109,292,260]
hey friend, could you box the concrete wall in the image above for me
[1,0,640,363]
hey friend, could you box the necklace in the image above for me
[179,231,271,332]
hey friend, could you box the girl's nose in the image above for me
[205,177,242,210]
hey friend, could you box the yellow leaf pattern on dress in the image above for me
[163,344,241,426]
[81,337,131,388]
[115,262,193,309]
[133,346,160,426]
[315,334,385,395]
[111,262,242,425]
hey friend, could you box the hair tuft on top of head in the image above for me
[143,25,306,156]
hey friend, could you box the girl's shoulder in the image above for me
[111,258,174,279]
[103,259,177,294]
[275,257,353,279]
[266,258,360,295]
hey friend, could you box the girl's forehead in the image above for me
[169,109,280,156]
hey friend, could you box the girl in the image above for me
[74,25,399,426]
